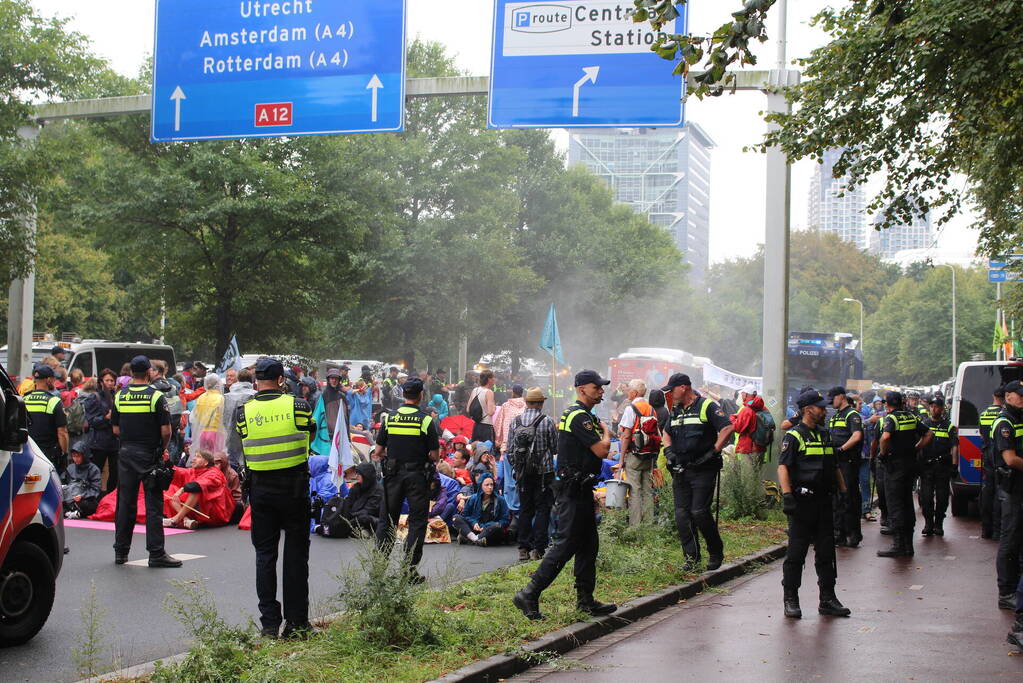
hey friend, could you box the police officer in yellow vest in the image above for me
[111,356,181,568]
[778,389,851,619]
[980,387,1005,540]
[918,395,958,537]
[235,357,315,639]
[373,377,439,584]
[826,387,863,548]
[993,380,1023,611]
[877,391,932,558]
[24,364,68,473]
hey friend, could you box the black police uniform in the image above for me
[111,381,171,561]
[375,382,440,572]
[665,395,730,566]
[780,421,839,605]
[878,406,929,556]
[993,403,1023,604]
[980,401,1004,539]
[870,415,889,530]
[918,411,957,535]
[235,363,315,636]
[517,399,606,614]
[24,385,67,473]
[829,402,863,546]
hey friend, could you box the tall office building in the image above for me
[808,147,868,249]
[567,124,714,284]
[868,208,933,259]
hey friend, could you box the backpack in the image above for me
[66,395,88,436]
[467,389,484,422]
[509,413,545,476]
[751,409,776,448]
[318,494,348,537]
[628,401,661,459]
[156,381,183,418]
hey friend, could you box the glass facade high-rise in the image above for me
[808,147,867,249]
[567,124,714,284]
[869,208,933,259]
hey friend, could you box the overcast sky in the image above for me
[30,0,979,264]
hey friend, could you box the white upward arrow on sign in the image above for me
[572,67,599,118]
[170,86,186,132]
[366,75,383,123]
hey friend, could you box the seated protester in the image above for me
[163,450,236,529]
[469,441,498,481]
[452,473,510,547]
[62,441,102,519]
[212,451,245,524]
[447,438,473,484]
[318,462,382,538]
[435,461,464,526]
[309,454,340,532]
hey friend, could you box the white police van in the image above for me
[0,362,64,646]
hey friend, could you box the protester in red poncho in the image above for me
[730,389,767,459]
[163,450,235,529]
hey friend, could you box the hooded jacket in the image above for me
[731,395,767,454]
[83,388,118,452]
[309,455,339,503]
[493,396,526,448]
[63,441,102,501]
[340,462,383,529]
[428,393,449,420]
[461,472,510,530]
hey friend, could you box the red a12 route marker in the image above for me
[255,102,293,127]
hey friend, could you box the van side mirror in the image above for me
[0,389,29,452]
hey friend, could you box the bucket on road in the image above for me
[604,480,631,508]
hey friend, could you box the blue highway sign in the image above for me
[152,0,406,142]
[488,0,686,129]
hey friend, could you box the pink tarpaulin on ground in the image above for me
[63,519,193,535]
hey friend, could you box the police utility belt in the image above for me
[382,457,434,478]
[668,448,718,474]
[555,468,599,490]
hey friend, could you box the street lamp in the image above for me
[843,297,864,355]
[937,264,957,375]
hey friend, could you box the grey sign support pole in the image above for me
[6,125,41,381]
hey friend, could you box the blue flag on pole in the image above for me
[539,304,564,365]
[216,335,241,374]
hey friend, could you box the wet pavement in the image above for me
[515,511,1023,682]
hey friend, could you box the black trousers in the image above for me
[783,494,837,592]
[376,468,430,567]
[833,457,862,543]
[249,477,310,631]
[528,483,598,598]
[997,490,1023,595]
[113,447,164,556]
[517,471,554,551]
[671,468,723,561]
[982,462,1002,537]
[875,459,888,525]
[89,447,119,494]
[918,463,951,527]
[883,458,916,534]
[452,515,508,544]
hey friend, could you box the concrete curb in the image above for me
[429,542,788,683]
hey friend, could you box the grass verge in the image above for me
[127,504,786,683]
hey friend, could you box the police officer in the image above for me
[24,364,68,473]
[661,373,734,571]
[877,391,932,558]
[514,370,616,621]
[993,380,1023,610]
[235,357,315,638]
[827,387,863,548]
[918,395,958,537]
[111,356,181,568]
[373,376,439,584]
[981,387,1006,540]
[778,389,852,619]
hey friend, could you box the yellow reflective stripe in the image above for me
[422,415,433,434]
[994,417,1023,438]
[559,409,585,432]
[682,417,704,425]
[699,398,710,422]
[387,426,423,436]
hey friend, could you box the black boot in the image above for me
[818,591,852,617]
[934,517,944,536]
[783,589,801,619]
[921,522,933,536]
[1008,616,1023,649]
[879,525,893,536]
[877,533,905,557]
[513,586,544,620]
[577,594,617,616]
[999,593,1017,611]
[902,532,915,557]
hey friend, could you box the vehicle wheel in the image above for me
[950,492,969,518]
[0,541,56,647]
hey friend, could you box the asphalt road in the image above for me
[513,510,1018,682]
[1,522,519,683]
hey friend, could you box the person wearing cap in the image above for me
[981,386,1006,540]
[507,387,558,561]
[373,376,440,584]
[235,357,316,639]
[24,364,69,473]
[997,384,1023,644]
[777,390,851,619]
[906,390,927,419]
[618,379,658,528]
[111,356,181,569]
[514,370,616,621]
[661,373,733,571]
[866,394,888,529]
[918,394,958,537]
[877,391,932,558]
[827,387,864,548]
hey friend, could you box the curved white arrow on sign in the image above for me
[572,66,599,118]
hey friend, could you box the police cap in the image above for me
[130,355,152,372]
[32,364,54,379]
[254,357,285,380]
[796,390,828,409]
[660,373,692,392]
[885,390,904,406]
[575,369,610,387]
[995,385,1007,399]
[402,377,425,393]
[826,386,847,400]
[927,394,945,405]
[1004,380,1023,397]
[50,345,65,356]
